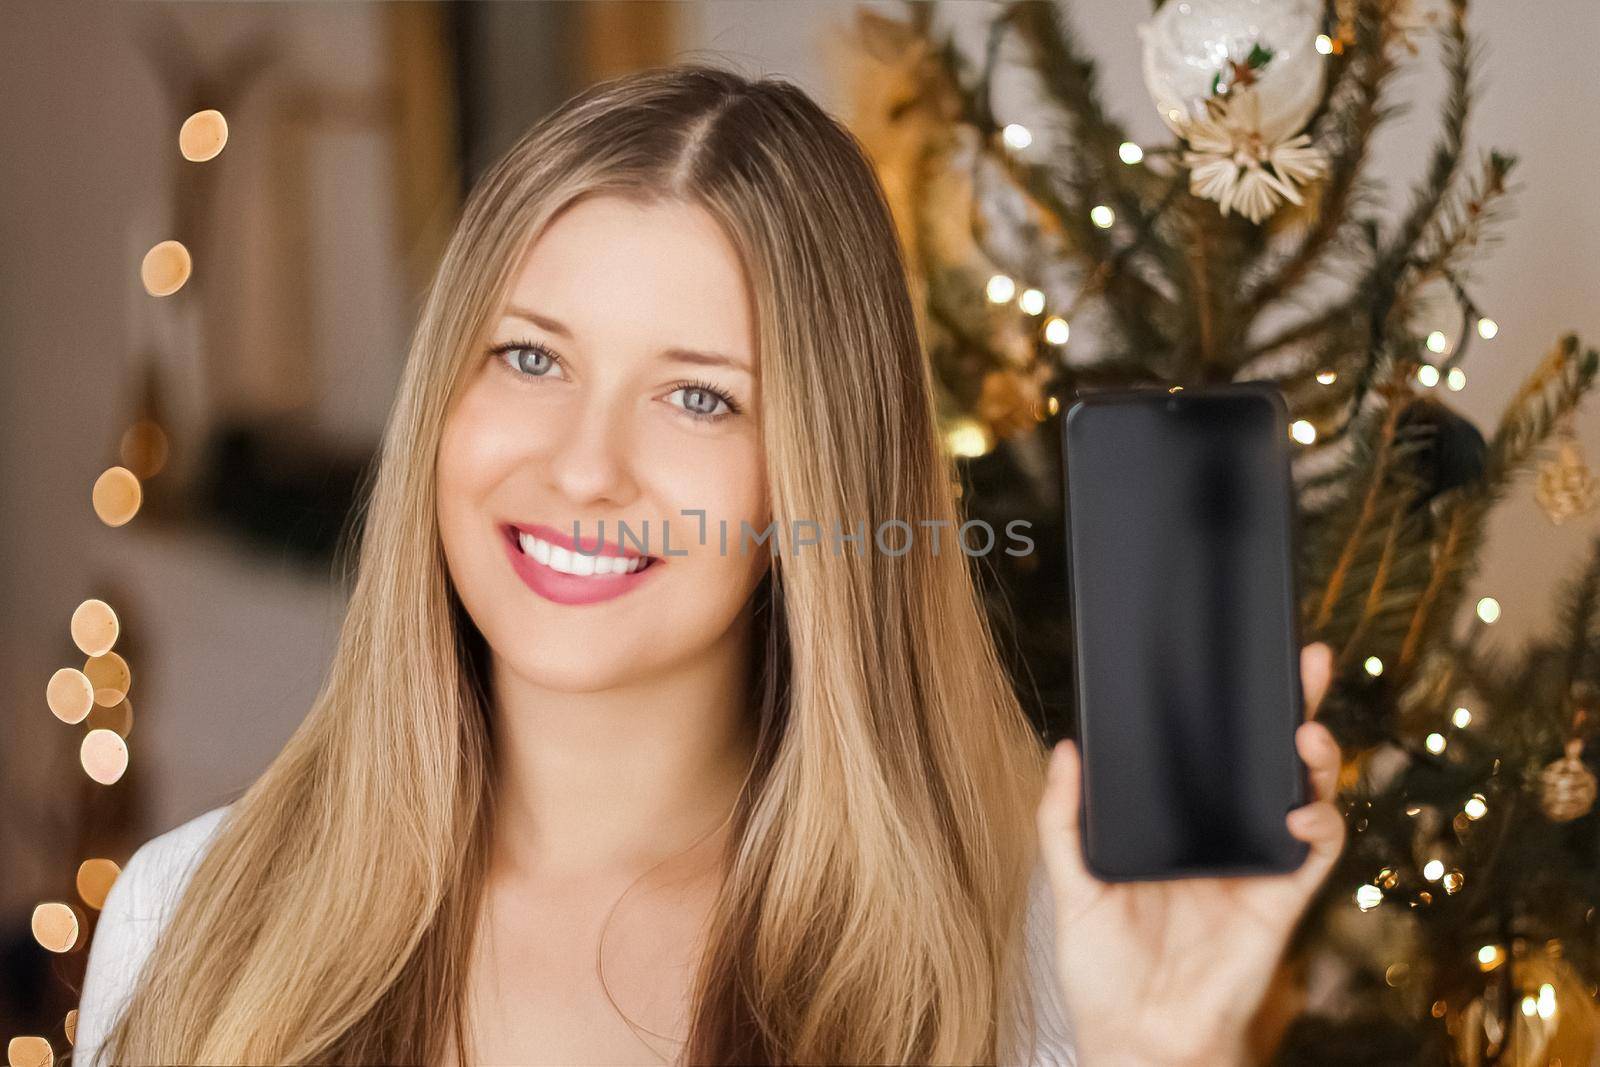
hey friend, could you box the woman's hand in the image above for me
[1035,642,1344,1067]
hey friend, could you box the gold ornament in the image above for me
[1540,738,1597,822]
[1535,417,1597,524]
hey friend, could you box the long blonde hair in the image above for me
[103,63,1051,1066]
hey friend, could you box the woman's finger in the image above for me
[1296,720,1341,803]
[1036,739,1096,902]
[1301,641,1333,721]
[1285,798,1347,891]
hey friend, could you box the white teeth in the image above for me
[516,531,647,576]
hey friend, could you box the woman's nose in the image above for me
[542,390,638,507]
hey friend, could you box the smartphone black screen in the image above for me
[1060,382,1309,882]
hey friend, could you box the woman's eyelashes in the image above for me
[486,340,743,423]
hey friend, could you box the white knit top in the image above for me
[74,806,1076,1066]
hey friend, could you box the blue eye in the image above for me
[670,383,737,421]
[491,341,563,378]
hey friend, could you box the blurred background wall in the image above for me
[2,0,1596,1045]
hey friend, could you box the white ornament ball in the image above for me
[1140,0,1327,142]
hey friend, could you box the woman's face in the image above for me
[437,194,770,692]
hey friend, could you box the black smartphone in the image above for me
[1060,381,1310,882]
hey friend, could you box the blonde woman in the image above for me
[74,64,1344,1067]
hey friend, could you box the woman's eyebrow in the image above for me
[501,304,751,374]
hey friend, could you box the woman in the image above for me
[75,63,1343,1066]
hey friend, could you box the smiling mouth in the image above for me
[503,525,662,577]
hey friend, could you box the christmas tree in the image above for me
[842,1,1600,1062]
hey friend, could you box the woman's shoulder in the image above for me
[108,803,234,920]
[74,803,235,1067]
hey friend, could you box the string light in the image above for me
[178,108,229,162]
[1315,34,1334,54]
[1044,317,1070,345]
[91,466,142,527]
[1464,794,1487,819]
[1002,123,1032,150]
[1477,317,1499,339]
[30,903,79,953]
[1355,884,1384,910]
[140,239,191,297]
[1290,419,1317,444]
[1316,369,1337,385]
[1423,859,1445,881]
[945,419,991,458]
[1446,367,1466,391]
[1477,596,1501,624]
[1019,287,1045,315]
[84,651,131,707]
[1089,204,1115,229]
[69,599,119,657]
[1425,330,1448,354]
[7,1036,53,1067]
[1118,141,1144,164]
[985,273,1016,304]
[1416,364,1440,388]
[1426,732,1446,754]
[1478,944,1504,970]
[80,728,129,785]
[46,668,94,724]
[1364,655,1384,676]
[1452,706,1472,728]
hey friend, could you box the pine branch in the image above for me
[1554,535,1600,699]
[1239,0,1398,315]
[1398,334,1600,666]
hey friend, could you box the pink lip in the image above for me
[500,523,662,606]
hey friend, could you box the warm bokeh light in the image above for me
[70,598,119,657]
[1089,204,1115,228]
[86,694,134,738]
[945,419,991,458]
[1423,859,1445,881]
[985,273,1016,304]
[1118,141,1143,164]
[91,465,142,526]
[30,902,78,954]
[1478,944,1504,969]
[1316,369,1337,384]
[1044,317,1070,345]
[1477,596,1501,624]
[1364,655,1384,676]
[64,1010,77,1047]
[84,650,131,706]
[1426,732,1446,754]
[1355,883,1383,911]
[1019,287,1045,315]
[1416,364,1440,388]
[46,667,94,724]
[1446,366,1466,391]
[179,108,229,162]
[119,418,170,479]
[6,1036,52,1067]
[1425,330,1448,354]
[76,859,121,910]
[1452,706,1472,728]
[1290,419,1317,444]
[80,728,129,785]
[1477,317,1499,339]
[1465,794,1488,819]
[140,239,192,297]
[1001,123,1032,150]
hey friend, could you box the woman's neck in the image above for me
[486,611,759,886]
